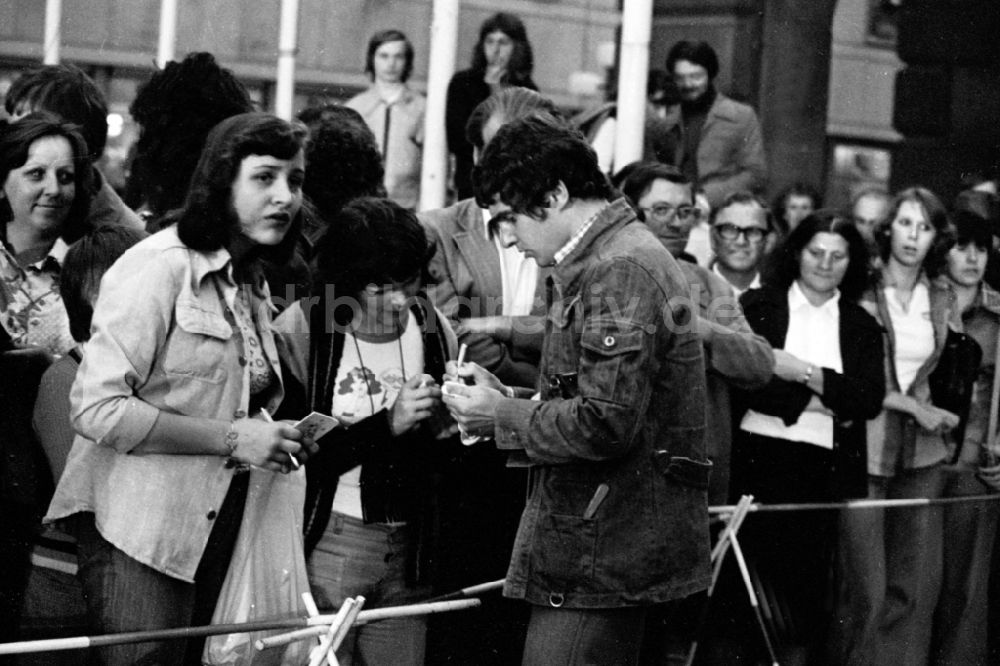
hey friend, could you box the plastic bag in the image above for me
[203,467,313,666]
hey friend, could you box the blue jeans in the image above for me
[306,512,428,666]
[522,604,648,666]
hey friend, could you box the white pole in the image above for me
[156,0,178,69]
[43,0,61,65]
[419,0,459,212]
[275,0,300,121]
[613,0,653,171]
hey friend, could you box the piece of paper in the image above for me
[293,411,339,441]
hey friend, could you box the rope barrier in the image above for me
[0,598,482,656]
[708,492,1000,516]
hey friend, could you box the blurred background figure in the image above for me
[19,225,144,660]
[126,52,254,229]
[929,209,1000,665]
[851,186,892,244]
[4,64,144,233]
[575,68,680,176]
[662,40,767,209]
[262,103,386,303]
[446,12,536,200]
[346,30,425,210]
[772,181,822,236]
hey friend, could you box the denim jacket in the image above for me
[45,226,284,582]
[862,273,954,476]
[494,199,712,608]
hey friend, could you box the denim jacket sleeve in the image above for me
[70,246,183,453]
[495,257,681,464]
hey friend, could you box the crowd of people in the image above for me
[1,9,1000,666]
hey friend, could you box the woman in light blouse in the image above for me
[832,186,957,665]
[46,113,315,665]
[729,211,884,664]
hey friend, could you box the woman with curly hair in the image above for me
[446,12,536,200]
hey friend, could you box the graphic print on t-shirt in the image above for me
[334,364,405,424]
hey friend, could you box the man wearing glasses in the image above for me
[709,191,772,297]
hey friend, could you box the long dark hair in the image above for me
[470,13,534,86]
[174,112,306,263]
[0,112,93,243]
[763,209,873,301]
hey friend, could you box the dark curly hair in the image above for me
[174,113,306,261]
[364,29,415,83]
[4,64,109,161]
[314,197,434,298]
[762,209,872,301]
[873,186,954,278]
[470,13,534,86]
[473,115,612,217]
[127,52,255,219]
[0,113,94,243]
[298,105,386,222]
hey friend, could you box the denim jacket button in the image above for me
[603,335,616,347]
[238,356,248,366]
[233,410,246,419]
[206,510,217,520]
[548,592,565,608]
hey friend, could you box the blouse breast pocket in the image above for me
[162,301,233,384]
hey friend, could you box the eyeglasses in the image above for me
[641,204,700,223]
[713,223,768,243]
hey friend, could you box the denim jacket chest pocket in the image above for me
[162,299,233,384]
[544,294,581,399]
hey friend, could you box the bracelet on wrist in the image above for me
[801,364,814,384]
[223,420,241,468]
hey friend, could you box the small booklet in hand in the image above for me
[293,412,339,441]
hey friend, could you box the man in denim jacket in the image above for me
[442,116,712,665]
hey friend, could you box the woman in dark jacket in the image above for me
[445,12,536,200]
[731,211,885,663]
[275,197,457,666]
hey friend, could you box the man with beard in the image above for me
[662,40,767,209]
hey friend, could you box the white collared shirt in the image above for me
[740,280,843,449]
[884,281,934,393]
[483,210,538,316]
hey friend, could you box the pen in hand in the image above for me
[259,408,300,469]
